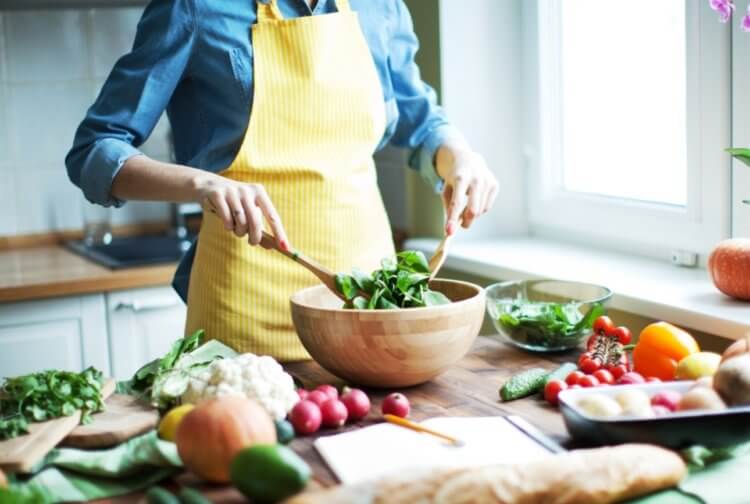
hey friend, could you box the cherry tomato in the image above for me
[611,364,628,380]
[613,326,632,345]
[580,357,602,374]
[578,375,601,388]
[578,352,592,368]
[593,369,615,385]
[565,371,586,386]
[593,316,615,336]
[544,379,568,406]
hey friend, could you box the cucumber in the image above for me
[542,362,578,387]
[146,486,180,504]
[178,487,211,504]
[499,368,548,401]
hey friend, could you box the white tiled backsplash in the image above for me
[0,8,171,237]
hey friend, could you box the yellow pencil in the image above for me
[383,414,464,446]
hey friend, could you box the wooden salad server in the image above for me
[258,231,351,303]
[427,232,453,284]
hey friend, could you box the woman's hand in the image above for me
[194,173,290,250]
[435,144,498,236]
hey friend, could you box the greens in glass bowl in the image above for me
[486,279,612,352]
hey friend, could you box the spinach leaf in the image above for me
[336,250,452,310]
[495,301,605,348]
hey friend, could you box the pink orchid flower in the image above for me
[710,0,736,23]
[743,4,750,31]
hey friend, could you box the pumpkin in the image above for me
[708,238,750,301]
[176,396,277,483]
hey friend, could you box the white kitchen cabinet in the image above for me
[0,294,110,377]
[106,286,186,380]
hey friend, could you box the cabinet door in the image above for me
[0,295,109,377]
[107,286,187,380]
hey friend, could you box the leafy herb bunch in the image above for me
[0,367,105,440]
[335,250,451,309]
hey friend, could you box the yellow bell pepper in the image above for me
[632,322,700,380]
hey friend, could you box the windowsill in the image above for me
[405,236,750,340]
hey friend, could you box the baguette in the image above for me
[285,444,686,504]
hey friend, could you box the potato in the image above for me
[714,354,750,406]
[615,390,653,417]
[577,394,622,418]
[677,387,726,412]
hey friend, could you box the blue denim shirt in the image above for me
[65,0,462,300]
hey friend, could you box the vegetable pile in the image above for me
[0,367,105,440]
[495,301,604,349]
[335,251,450,309]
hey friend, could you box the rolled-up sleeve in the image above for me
[386,0,466,194]
[65,0,196,207]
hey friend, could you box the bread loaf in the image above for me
[285,444,686,504]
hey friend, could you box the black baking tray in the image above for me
[558,381,750,449]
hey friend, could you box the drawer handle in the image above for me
[115,298,181,312]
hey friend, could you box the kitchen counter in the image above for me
[105,337,571,503]
[0,245,177,303]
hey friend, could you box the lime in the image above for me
[157,403,194,442]
[230,444,310,503]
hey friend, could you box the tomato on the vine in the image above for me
[613,326,632,345]
[544,379,568,406]
[580,357,602,374]
[610,364,628,380]
[593,369,615,385]
[565,371,585,386]
[593,316,615,336]
[578,375,600,388]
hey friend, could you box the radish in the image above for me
[381,393,410,418]
[315,384,339,401]
[650,390,681,412]
[306,390,328,407]
[290,400,322,435]
[297,389,309,401]
[617,372,646,385]
[340,388,371,422]
[320,399,348,428]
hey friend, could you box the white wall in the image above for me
[0,7,170,237]
[438,0,526,239]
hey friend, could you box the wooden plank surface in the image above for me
[63,394,159,449]
[0,379,116,473]
[0,246,177,303]
[102,337,573,503]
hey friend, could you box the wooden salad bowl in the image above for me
[290,279,486,387]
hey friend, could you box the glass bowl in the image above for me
[485,279,613,352]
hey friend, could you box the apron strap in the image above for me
[256,0,284,23]
[335,0,352,12]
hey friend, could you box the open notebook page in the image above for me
[314,416,555,485]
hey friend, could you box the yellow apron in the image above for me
[185,0,395,361]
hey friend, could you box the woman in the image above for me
[66,0,498,361]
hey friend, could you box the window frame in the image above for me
[523,0,732,262]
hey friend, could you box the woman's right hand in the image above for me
[195,173,289,251]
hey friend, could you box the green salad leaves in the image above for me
[0,367,105,440]
[335,250,451,309]
[497,301,604,348]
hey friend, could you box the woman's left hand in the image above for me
[435,144,498,236]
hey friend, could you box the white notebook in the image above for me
[314,416,558,485]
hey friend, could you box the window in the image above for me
[524,0,731,260]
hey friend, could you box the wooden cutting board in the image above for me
[63,393,159,448]
[0,379,115,474]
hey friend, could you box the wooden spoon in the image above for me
[258,231,352,303]
[427,232,453,283]
[205,204,350,303]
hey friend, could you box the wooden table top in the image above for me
[110,336,573,503]
[0,246,177,303]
